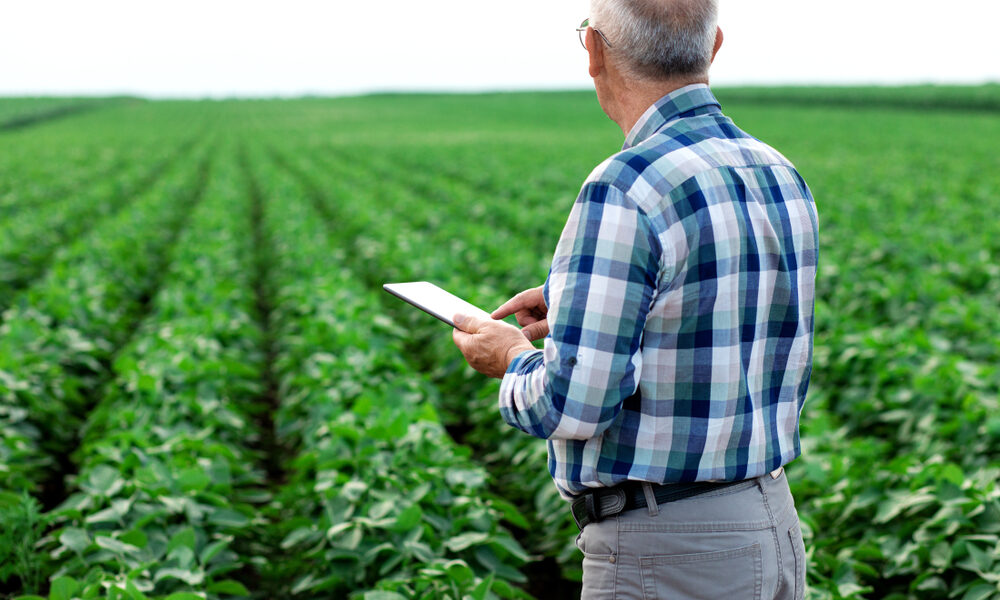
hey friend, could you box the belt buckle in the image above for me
[572,488,628,530]
[571,493,600,530]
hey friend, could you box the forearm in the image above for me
[498,182,658,441]
[498,349,559,438]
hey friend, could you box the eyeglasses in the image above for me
[576,18,613,50]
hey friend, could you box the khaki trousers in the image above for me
[575,469,805,600]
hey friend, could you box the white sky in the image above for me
[1,0,998,98]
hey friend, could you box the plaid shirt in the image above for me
[499,84,819,498]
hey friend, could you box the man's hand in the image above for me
[452,314,536,379]
[492,286,548,341]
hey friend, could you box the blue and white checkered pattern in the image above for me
[499,84,819,499]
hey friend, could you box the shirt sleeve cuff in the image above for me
[498,348,549,435]
[505,348,543,376]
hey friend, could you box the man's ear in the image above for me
[587,27,604,78]
[711,26,724,63]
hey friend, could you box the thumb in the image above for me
[453,313,482,332]
[521,319,549,341]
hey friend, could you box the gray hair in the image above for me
[591,0,719,81]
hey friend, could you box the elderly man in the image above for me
[452,1,817,598]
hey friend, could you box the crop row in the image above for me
[0,139,194,314]
[3,142,537,599]
[14,147,265,599]
[0,99,112,133]
[777,106,1000,599]
[0,147,209,514]
[0,143,129,215]
[264,142,583,582]
[248,148,532,599]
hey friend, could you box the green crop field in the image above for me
[0,87,998,600]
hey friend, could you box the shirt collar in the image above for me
[622,83,721,150]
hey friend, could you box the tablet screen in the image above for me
[383,281,492,327]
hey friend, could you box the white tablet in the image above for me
[383,281,492,327]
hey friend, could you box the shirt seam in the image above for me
[604,182,668,309]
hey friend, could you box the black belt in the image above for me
[570,479,747,530]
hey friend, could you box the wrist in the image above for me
[504,342,535,370]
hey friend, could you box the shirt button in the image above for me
[567,357,577,366]
[608,556,616,564]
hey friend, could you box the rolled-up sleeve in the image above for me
[499,181,660,440]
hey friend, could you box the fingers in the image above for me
[521,319,549,341]
[451,316,537,379]
[452,326,472,351]
[515,312,539,327]
[492,293,529,320]
[492,287,545,320]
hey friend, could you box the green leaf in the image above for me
[124,580,149,600]
[207,508,248,528]
[488,497,531,530]
[368,499,394,520]
[966,543,994,573]
[341,480,367,502]
[119,529,148,550]
[59,527,91,554]
[962,584,997,600]
[915,576,948,592]
[136,373,158,393]
[363,592,407,600]
[178,468,210,492]
[159,496,189,513]
[83,465,125,497]
[199,538,231,564]
[281,526,318,549]
[390,504,423,532]
[341,526,363,550]
[155,567,205,586]
[163,594,204,600]
[84,506,122,525]
[473,546,527,583]
[929,541,951,569]
[326,521,352,539]
[873,490,936,524]
[490,535,530,562]
[50,577,79,600]
[836,582,870,597]
[290,575,317,595]
[445,531,490,552]
[206,580,250,596]
[95,535,140,555]
[937,463,965,486]
[445,560,475,586]
[445,468,486,489]
[377,552,404,576]
[167,527,197,554]
[472,572,495,600]
[167,545,196,569]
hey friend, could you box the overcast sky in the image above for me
[1,0,998,98]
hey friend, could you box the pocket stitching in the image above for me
[639,541,760,566]
[639,542,762,600]
[788,524,804,600]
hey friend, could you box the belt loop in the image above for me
[642,482,659,517]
